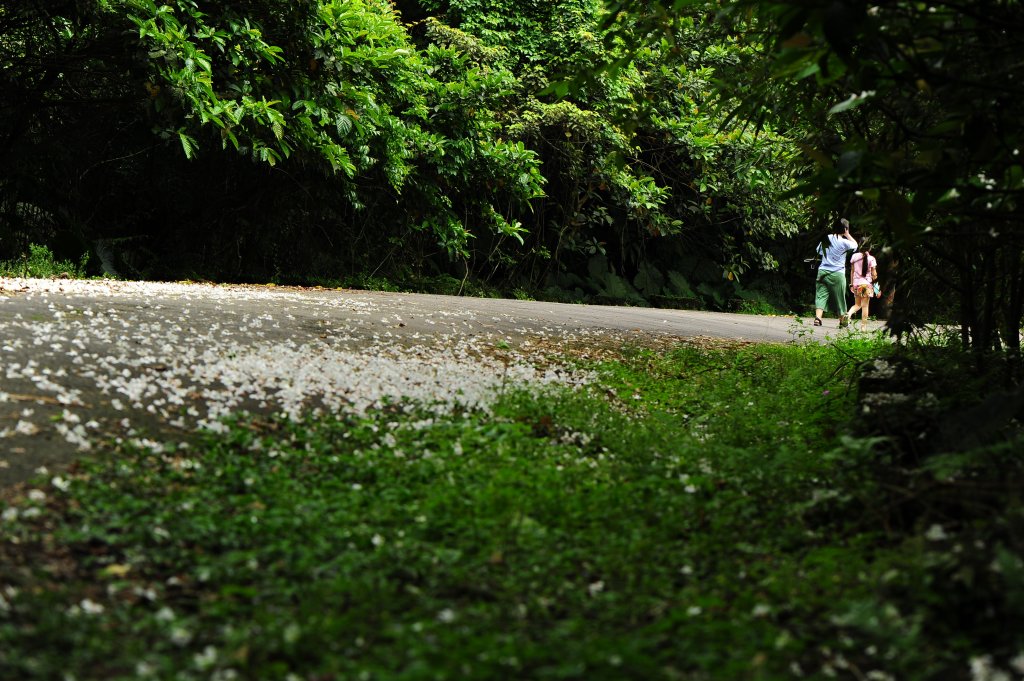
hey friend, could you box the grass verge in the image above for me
[1,337,1021,680]
[0,244,90,279]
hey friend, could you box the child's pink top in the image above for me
[850,252,877,286]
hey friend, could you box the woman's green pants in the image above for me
[815,269,848,315]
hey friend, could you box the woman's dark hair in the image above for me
[859,238,872,276]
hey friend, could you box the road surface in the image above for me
[0,278,879,487]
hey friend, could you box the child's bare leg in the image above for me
[857,295,871,330]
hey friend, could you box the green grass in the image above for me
[0,243,91,279]
[269,272,503,299]
[1,338,1021,680]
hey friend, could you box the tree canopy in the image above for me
[604,0,1024,352]
[1,0,807,311]
[7,0,1019,345]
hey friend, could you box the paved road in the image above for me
[0,278,880,487]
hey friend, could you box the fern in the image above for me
[604,273,646,305]
[335,113,353,137]
[667,270,696,299]
[178,131,196,159]
[633,262,665,295]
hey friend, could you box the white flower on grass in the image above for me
[135,661,156,677]
[437,608,457,623]
[371,534,384,548]
[51,476,71,492]
[55,422,93,451]
[81,599,105,615]
[969,655,1011,681]
[969,657,986,680]
[687,606,702,616]
[14,420,40,436]
[27,489,46,502]
[587,581,605,596]
[282,622,301,643]
[925,524,948,541]
[1008,653,1024,675]
[170,626,193,646]
[866,671,895,681]
[132,586,157,601]
[193,645,218,670]
[68,598,105,616]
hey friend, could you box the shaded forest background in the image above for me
[2,0,1023,347]
[0,0,822,314]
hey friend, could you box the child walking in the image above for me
[847,241,878,331]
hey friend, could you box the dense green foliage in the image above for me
[746,0,1024,353]
[604,0,1024,350]
[0,243,90,279]
[4,338,1020,679]
[1,0,806,309]
[1,0,543,277]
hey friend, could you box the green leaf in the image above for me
[828,91,875,115]
[178,130,196,160]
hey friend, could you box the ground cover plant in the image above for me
[1,336,1022,680]
[0,244,91,280]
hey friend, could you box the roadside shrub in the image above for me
[0,244,90,279]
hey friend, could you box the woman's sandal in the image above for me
[813,318,822,326]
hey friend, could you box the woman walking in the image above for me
[814,218,857,327]
[847,241,878,331]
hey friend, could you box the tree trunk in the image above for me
[982,245,999,353]
[959,246,976,352]
[1004,245,1024,379]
